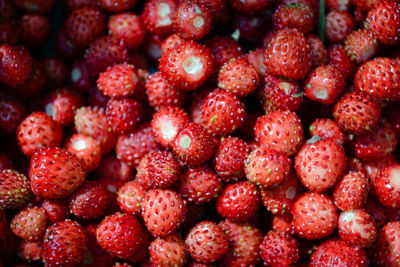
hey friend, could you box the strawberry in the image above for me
[344,29,378,63]
[42,57,68,87]
[272,214,294,235]
[97,0,137,13]
[97,64,139,98]
[325,10,355,43]
[0,97,27,135]
[14,59,47,98]
[41,199,69,223]
[333,171,369,211]
[117,181,146,216]
[260,230,300,267]
[293,192,338,240]
[375,165,400,208]
[372,221,400,266]
[179,166,222,204]
[172,122,217,166]
[333,91,381,135]
[338,209,377,247]
[230,0,272,14]
[141,189,186,237]
[11,206,48,242]
[311,238,369,267]
[20,14,50,48]
[55,29,82,61]
[304,64,346,104]
[218,57,260,97]
[219,220,263,266]
[142,34,163,61]
[29,147,86,199]
[273,2,315,33]
[70,59,94,93]
[0,170,31,209]
[95,153,133,184]
[159,40,214,91]
[65,133,102,172]
[17,112,63,157]
[84,224,116,267]
[327,0,351,11]
[0,44,32,87]
[260,172,301,215]
[363,154,398,188]
[365,0,400,44]
[234,13,270,44]
[328,44,356,80]
[161,33,184,55]
[307,34,328,68]
[14,0,54,13]
[149,234,187,267]
[207,36,244,70]
[189,86,213,124]
[245,146,292,188]
[255,110,304,157]
[18,240,43,262]
[309,118,345,145]
[43,220,87,267]
[142,0,176,36]
[108,12,146,50]
[247,48,267,76]
[185,221,229,263]
[0,20,21,45]
[264,28,311,80]
[106,98,142,134]
[295,138,347,192]
[200,89,246,136]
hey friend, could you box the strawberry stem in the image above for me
[319,0,325,42]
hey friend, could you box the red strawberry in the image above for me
[142,0,176,36]
[18,240,43,262]
[97,64,139,98]
[272,214,294,235]
[0,97,27,135]
[17,112,62,158]
[373,221,400,266]
[84,224,116,267]
[328,44,356,80]
[14,0,54,13]
[307,34,328,68]
[247,47,267,76]
[375,165,400,208]
[363,154,398,188]
[159,40,214,91]
[141,189,186,237]
[230,0,272,14]
[20,14,50,48]
[29,147,86,199]
[70,59,94,93]
[97,0,137,13]
[264,28,311,80]
[179,166,222,204]
[42,57,68,87]
[65,133,102,172]
[218,57,260,97]
[207,36,244,70]
[41,199,69,223]
[108,12,145,50]
[327,0,351,11]
[293,192,338,240]
[0,44,32,87]
[95,153,133,184]
[188,86,213,124]
[161,33,184,55]
[260,230,300,267]
[325,10,355,43]
[338,209,377,247]
[273,2,315,33]
[172,122,217,166]
[185,221,229,263]
[333,171,369,211]
[295,138,347,192]
[43,220,87,267]
[11,206,48,242]
[55,28,82,61]
[333,91,381,135]
[255,110,304,157]
[200,89,246,136]
[309,118,345,146]
[117,181,146,216]
[344,29,378,63]
[149,233,187,267]
[106,98,142,134]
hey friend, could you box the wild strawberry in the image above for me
[247,48,267,76]
[65,134,102,172]
[43,220,87,267]
[264,28,311,80]
[345,29,378,63]
[328,44,356,80]
[311,239,369,266]
[18,240,43,262]
[29,147,86,199]
[218,57,259,97]
[338,209,377,247]
[74,106,116,154]
[159,40,214,91]
[185,221,229,263]
[188,86,212,124]
[17,112,62,157]
[307,34,328,68]
[97,64,139,98]
[333,91,381,135]
[116,122,161,166]
[363,154,398,189]
[0,44,32,87]
[142,0,176,36]
[95,153,133,184]
[260,230,300,267]
[55,29,82,61]
[20,14,50,48]
[179,166,222,204]
[172,122,217,166]
[293,192,338,239]
[106,98,142,134]
[14,59,47,98]
[245,146,291,188]
[272,214,294,235]
[97,0,137,13]
[84,224,116,267]
[327,0,351,11]
[230,0,272,14]
[309,118,345,145]
[42,57,68,87]
[375,165,400,208]
[372,221,400,266]
[117,181,146,216]
[108,12,146,50]
[325,10,355,43]
[11,206,48,242]
[41,199,69,223]
[14,0,54,13]
[260,172,301,215]
[70,59,94,93]
[207,36,244,70]
[0,97,27,135]
[273,2,315,33]
[149,234,187,267]
[255,110,304,157]
[200,89,246,135]
[333,171,369,211]
[141,189,186,237]
[161,33,184,55]
[365,0,400,44]
[234,13,270,43]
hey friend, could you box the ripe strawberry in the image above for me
[95,153,133,184]
[245,146,291,188]
[106,98,142,134]
[142,0,176,36]
[200,89,246,136]
[273,2,315,33]
[84,224,116,267]
[247,48,267,76]
[363,154,398,188]
[0,97,27,135]
[42,57,68,87]
[172,122,217,166]
[159,40,214,91]
[260,230,300,266]
[18,240,43,262]
[97,64,139,98]
[97,0,137,13]
[345,29,378,63]
[327,0,351,11]
[338,209,377,247]
[0,170,31,209]
[20,14,50,48]
[14,0,54,13]
[43,220,87,267]
[293,192,338,240]
[55,29,82,61]
[17,112,63,157]
[309,118,345,145]
[325,10,355,43]
[141,189,186,237]
[328,44,356,80]
[264,28,311,80]
[333,171,369,211]
[185,221,229,263]
[41,199,69,223]
[255,110,304,157]
[207,36,244,70]
[11,206,48,242]
[234,13,270,43]
[149,233,187,267]
[29,147,86,199]
[305,64,346,104]
[372,221,400,266]
[117,181,146,216]
[161,33,184,55]
[14,59,47,99]
[188,86,213,124]
[375,165,400,208]
[307,34,328,68]
[365,0,400,44]
[108,12,146,50]
[69,59,94,93]
[272,214,294,235]
[65,133,102,172]
[230,0,272,14]
[311,238,369,266]
[179,166,222,204]
[333,91,381,135]
[218,57,259,97]
[295,138,347,192]
[0,44,32,87]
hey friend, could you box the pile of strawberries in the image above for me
[1,0,400,266]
